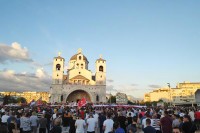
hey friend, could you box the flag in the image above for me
[30,99,36,107]
[36,97,43,105]
[78,98,86,108]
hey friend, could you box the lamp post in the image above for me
[110,91,111,104]
[167,83,171,107]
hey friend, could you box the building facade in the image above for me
[116,92,128,104]
[171,82,200,105]
[50,49,106,103]
[144,81,200,105]
[144,88,170,102]
[0,92,49,103]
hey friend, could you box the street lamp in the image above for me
[167,83,172,107]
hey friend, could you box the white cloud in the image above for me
[0,42,33,63]
[107,79,114,83]
[0,68,51,92]
[149,84,161,88]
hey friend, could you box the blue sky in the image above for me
[0,1,200,98]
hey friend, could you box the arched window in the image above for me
[96,95,99,102]
[79,56,82,60]
[60,95,63,101]
[56,64,61,70]
[99,66,103,72]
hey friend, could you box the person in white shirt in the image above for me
[75,115,86,133]
[179,110,185,117]
[87,113,96,133]
[142,113,153,129]
[1,107,5,113]
[103,114,114,133]
[189,109,195,122]
[52,112,57,120]
[1,112,9,125]
[30,112,38,133]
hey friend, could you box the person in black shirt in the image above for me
[118,112,127,132]
[143,119,156,133]
[8,117,17,133]
[62,111,72,133]
[126,116,137,133]
[45,110,51,133]
[69,115,76,133]
[182,115,196,133]
[98,112,106,133]
[50,118,62,133]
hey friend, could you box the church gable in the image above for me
[70,75,89,80]
[69,75,90,85]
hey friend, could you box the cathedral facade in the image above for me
[49,49,106,103]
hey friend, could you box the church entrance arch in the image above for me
[66,90,91,103]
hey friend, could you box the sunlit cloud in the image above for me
[0,68,51,92]
[0,42,33,63]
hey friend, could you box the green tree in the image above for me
[17,97,27,104]
[158,99,164,102]
[3,95,17,105]
[128,100,135,105]
[108,96,116,103]
[3,95,9,105]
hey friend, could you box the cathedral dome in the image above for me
[70,54,88,62]
[70,48,89,62]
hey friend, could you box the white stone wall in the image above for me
[50,84,106,103]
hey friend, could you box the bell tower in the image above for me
[52,52,65,84]
[95,55,106,85]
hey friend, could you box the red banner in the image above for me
[78,98,86,108]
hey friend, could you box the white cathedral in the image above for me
[49,49,106,103]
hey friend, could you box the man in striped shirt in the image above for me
[152,114,161,133]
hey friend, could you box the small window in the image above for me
[56,59,57,61]
[56,64,61,70]
[60,59,62,61]
[99,66,103,72]
[79,56,82,60]
[96,95,99,102]
[79,72,81,74]
[60,95,63,101]
[57,74,59,77]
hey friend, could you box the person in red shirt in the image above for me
[194,110,200,130]
[160,111,173,133]
[79,108,85,120]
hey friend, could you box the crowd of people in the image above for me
[0,104,200,133]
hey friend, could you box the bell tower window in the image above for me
[79,56,82,60]
[56,64,61,70]
[99,66,103,72]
